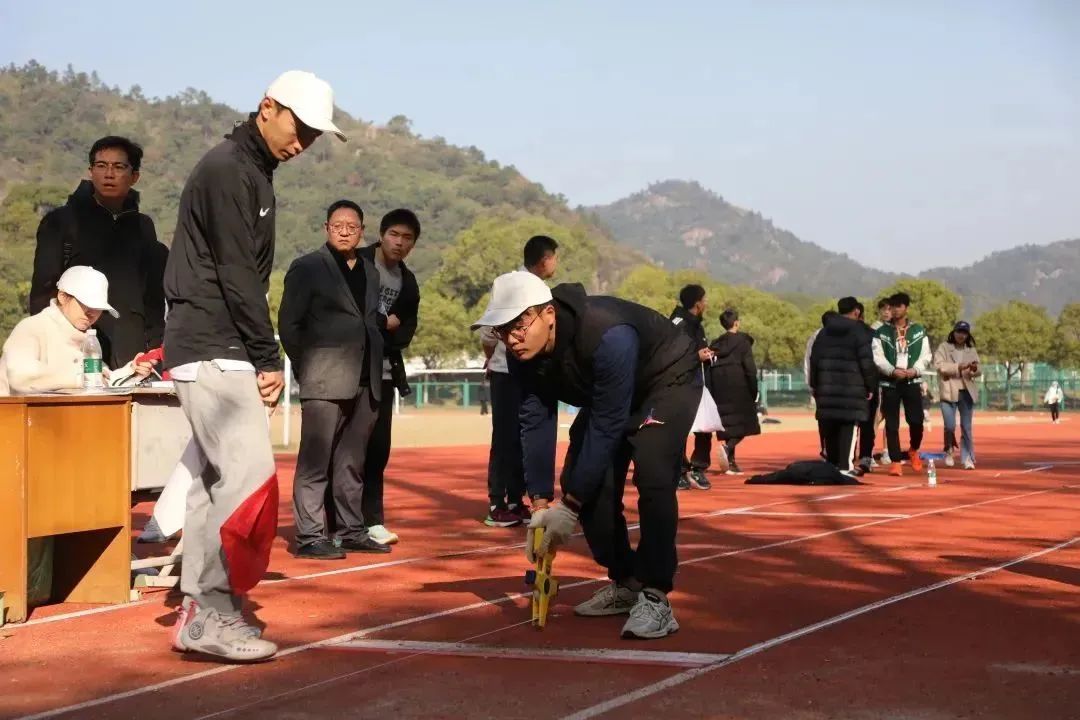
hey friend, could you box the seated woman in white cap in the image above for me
[0,265,155,395]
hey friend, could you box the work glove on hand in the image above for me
[525,503,579,563]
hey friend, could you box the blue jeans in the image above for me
[940,390,975,464]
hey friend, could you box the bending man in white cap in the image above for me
[163,71,346,662]
[473,272,700,639]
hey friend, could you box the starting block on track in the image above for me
[524,527,559,628]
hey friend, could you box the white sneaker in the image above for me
[574,583,639,616]
[963,460,976,470]
[368,525,399,545]
[621,590,680,639]
[945,453,955,467]
[174,606,277,662]
[881,451,891,466]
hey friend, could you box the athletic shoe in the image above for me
[484,507,521,527]
[174,604,276,662]
[858,458,873,475]
[574,583,639,616]
[726,462,743,476]
[909,452,924,473]
[688,470,712,490]
[889,462,903,477]
[621,590,680,639]
[508,503,532,523]
[945,453,955,468]
[963,460,976,470]
[367,525,399,545]
[294,539,346,560]
[869,456,880,468]
[339,536,392,553]
[880,451,891,466]
[677,474,693,491]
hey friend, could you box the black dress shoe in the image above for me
[295,539,346,560]
[339,536,392,553]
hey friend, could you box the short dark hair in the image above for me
[380,209,421,240]
[523,235,559,268]
[720,308,739,330]
[854,301,865,317]
[326,199,364,224]
[679,284,706,310]
[889,292,911,308]
[821,310,836,325]
[89,136,143,172]
[837,296,859,315]
[877,298,890,310]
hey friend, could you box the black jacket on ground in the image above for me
[708,331,761,439]
[356,243,420,352]
[163,119,280,372]
[809,314,878,423]
[29,180,168,367]
[746,460,864,486]
[278,244,383,401]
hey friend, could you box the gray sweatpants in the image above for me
[174,362,276,613]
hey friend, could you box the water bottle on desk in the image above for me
[82,329,104,390]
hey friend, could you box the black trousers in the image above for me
[818,419,858,472]
[562,381,698,594]
[882,382,924,460]
[1050,403,1061,422]
[294,387,379,546]
[360,379,395,527]
[487,372,525,508]
[682,432,713,472]
[859,389,880,461]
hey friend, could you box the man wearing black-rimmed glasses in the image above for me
[472,272,699,640]
[29,135,168,369]
[279,200,386,560]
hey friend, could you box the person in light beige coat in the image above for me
[0,266,153,395]
[932,321,981,469]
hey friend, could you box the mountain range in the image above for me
[588,180,1078,315]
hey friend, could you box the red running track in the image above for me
[1,418,1078,719]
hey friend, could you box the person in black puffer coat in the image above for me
[708,309,760,474]
[809,298,878,473]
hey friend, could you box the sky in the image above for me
[2,1,1077,273]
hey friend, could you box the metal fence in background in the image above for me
[275,352,1076,445]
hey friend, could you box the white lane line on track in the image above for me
[559,535,1080,720]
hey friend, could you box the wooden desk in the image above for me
[0,394,131,623]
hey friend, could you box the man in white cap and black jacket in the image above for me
[163,70,347,662]
[472,272,700,639]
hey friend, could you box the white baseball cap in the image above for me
[56,266,118,318]
[266,70,347,143]
[471,272,553,330]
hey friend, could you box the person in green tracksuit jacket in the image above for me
[871,292,931,476]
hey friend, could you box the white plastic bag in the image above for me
[691,389,724,434]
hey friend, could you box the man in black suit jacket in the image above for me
[278,200,388,559]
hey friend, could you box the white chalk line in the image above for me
[732,511,909,519]
[560,534,1080,720]
[20,478,1072,720]
[332,640,731,668]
